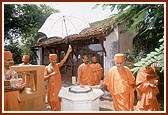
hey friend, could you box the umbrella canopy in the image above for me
[38,13,90,38]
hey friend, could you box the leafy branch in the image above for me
[131,37,164,74]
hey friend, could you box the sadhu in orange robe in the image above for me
[104,66,135,111]
[136,65,160,111]
[45,47,72,111]
[90,62,103,85]
[46,63,62,111]
[4,51,20,111]
[77,63,95,86]
[103,54,136,111]
[4,68,21,111]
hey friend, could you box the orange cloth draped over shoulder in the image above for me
[90,63,103,85]
[104,66,135,111]
[136,66,160,111]
[77,63,95,86]
[4,51,20,111]
[47,63,62,111]
[103,53,135,111]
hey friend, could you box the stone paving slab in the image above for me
[44,82,164,111]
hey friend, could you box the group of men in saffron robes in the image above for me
[99,54,160,111]
[76,53,160,111]
[4,47,161,111]
[77,54,103,86]
[43,49,103,111]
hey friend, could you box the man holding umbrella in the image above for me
[44,45,72,111]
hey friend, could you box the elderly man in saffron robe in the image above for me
[77,55,95,86]
[44,46,72,111]
[4,51,25,111]
[136,64,160,111]
[90,55,103,85]
[99,53,136,111]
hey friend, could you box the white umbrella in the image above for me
[38,13,90,38]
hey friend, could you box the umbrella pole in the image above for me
[63,16,68,36]
[63,16,68,44]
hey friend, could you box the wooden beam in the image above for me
[99,39,107,57]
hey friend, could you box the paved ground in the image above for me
[43,80,164,111]
[44,90,164,111]
[99,91,164,111]
[99,98,114,111]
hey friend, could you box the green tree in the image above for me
[96,4,164,74]
[4,4,59,64]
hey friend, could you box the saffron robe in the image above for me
[45,63,62,111]
[136,67,160,111]
[104,66,135,111]
[90,63,103,85]
[77,63,95,86]
[4,69,20,111]
[4,91,20,111]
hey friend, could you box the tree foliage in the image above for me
[4,4,58,64]
[131,37,164,74]
[97,4,164,74]
[4,4,58,40]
